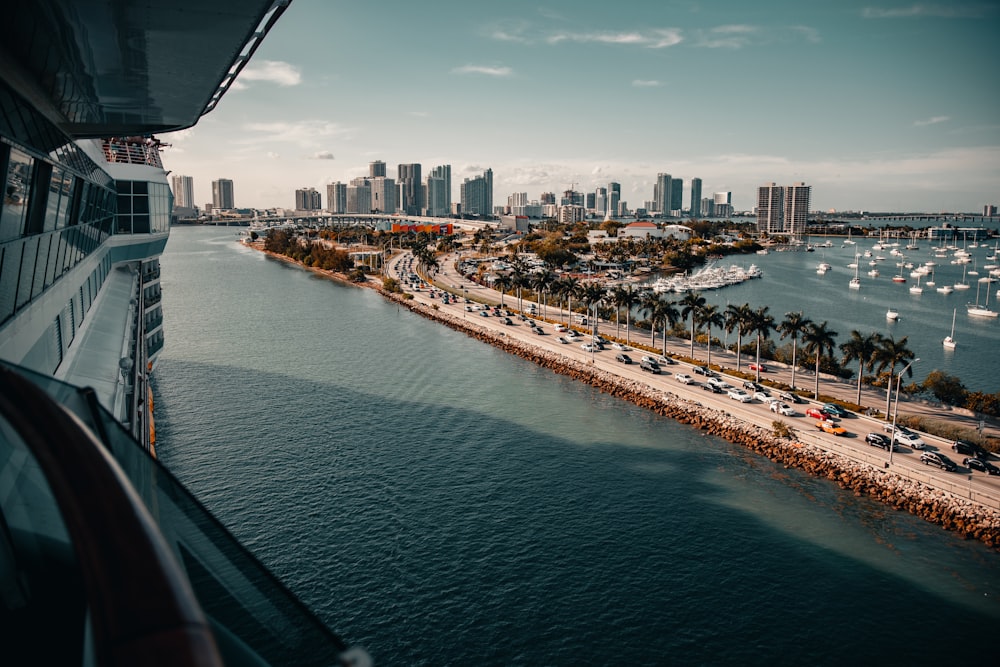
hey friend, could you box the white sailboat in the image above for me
[849,255,861,289]
[967,281,999,318]
[909,274,923,294]
[953,264,971,290]
[886,307,899,321]
[943,308,957,349]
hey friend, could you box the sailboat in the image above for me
[909,274,923,294]
[953,263,971,290]
[843,228,856,246]
[943,309,957,349]
[849,256,861,290]
[967,281,999,318]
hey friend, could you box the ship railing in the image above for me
[100,138,164,168]
[0,361,354,666]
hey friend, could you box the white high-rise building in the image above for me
[756,182,810,237]
[171,174,194,209]
[327,182,347,213]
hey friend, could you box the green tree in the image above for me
[874,335,916,418]
[493,273,512,308]
[778,311,813,391]
[724,303,754,373]
[802,321,838,400]
[749,306,776,383]
[920,370,968,406]
[650,298,680,356]
[696,303,725,367]
[840,330,881,405]
[678,291,707,359]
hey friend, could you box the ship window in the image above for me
[132,215,149,233]
[1,148,32,243]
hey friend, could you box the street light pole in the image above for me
[889,358,919,465]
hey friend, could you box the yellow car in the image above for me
[816,421,847,436]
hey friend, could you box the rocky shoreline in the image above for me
[254,245,1000,549]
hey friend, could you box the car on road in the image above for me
[654,355,675,366]
[777,390,805,404]
[770,401,794,416]
[817,421,848,436]
[479,310,489,317]
[920,451,957,471]
[805,407,832,420]
[701,382,722,393]
[822,403,848,417]
[553,323,568,332]
[592,335,608,345]
[865,432,895,451]
[616,353,633,364]
[564,330,580,339]
[952,439,989,459]
[893,430,926,450]
[752,391,771,402]
[965,457,1000,475]
[532,326,545,335]
[743,381,764,392]
[500,317,513,325]
[639,359,661,374]
[611,342,629,351]
[693,366,713,376]
[706,376,730,390]
[674,373,694,384]
[727,389,752,403]
[749,363,767,372]
[581,343,598,352]
[557,336,569,344]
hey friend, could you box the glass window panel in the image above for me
[116,180,132,195]
[132,180,148,195]
[132,196,149,214]
[116,194,131,214]
[31,235,49,299]
[45,167,63,232]
[0,243,21,323]
[16,236,39,309]
[116,215,131,234]
[1,148,32,242]
[133,215,149,233]
[44,232,60,287]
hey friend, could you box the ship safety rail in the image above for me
[101,136,165,168]
[0,361,363,666]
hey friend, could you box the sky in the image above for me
[161,0,1000,214]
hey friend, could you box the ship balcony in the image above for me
[142,268,161,284]
[100,139,164,169]
[0,362,354,666]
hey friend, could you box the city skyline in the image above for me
[161,0,998,213]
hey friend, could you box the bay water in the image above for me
[155,226,999,665]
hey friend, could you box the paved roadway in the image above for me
[385,251,1000,508]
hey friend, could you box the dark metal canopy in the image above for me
[2,0,291,138]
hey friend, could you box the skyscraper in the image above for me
[427,165,451,217]
[212,178,234,209]
[609,182,621,218]
[171,174,194,209]
[654,173,672,215]
[690,178,702,218]
[295,187,321,210]
[397,163,423,215]
[670,177,683,213]
[327,182,347,213]
[347,177,371,214]
[460,168,493,216]
[369,177,395,214]
[369,160,386,178]
[756,183,810,236]
[594,187,607,215]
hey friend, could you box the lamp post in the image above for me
[889,358,919,465]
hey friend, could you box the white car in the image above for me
[770,401,794,416]
[727,389,753,403]
[581,343,598,352]
[752,391,771,402]
[706,376,730,390]
[674,373,694,384]
[654,355,674,366]
[893,430,926,450]
[611,342,629,351]
[553,324,568,332]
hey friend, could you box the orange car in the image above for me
[816,421,847,436]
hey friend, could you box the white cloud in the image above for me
[546,29,683,48]
[790,25,822,43]
[452,65,513,77]
[266,151,280,159]
[310,151,335,160]
[238,60,302,86]
[632,79,662,87]
[914,115,950,126]
[239,120,353,147]
[861,4,992,18]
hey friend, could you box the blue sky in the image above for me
[162,0,999,213]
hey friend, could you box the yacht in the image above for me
[967,282,999,318]
[0,2,357,664]
[886,308,899,321]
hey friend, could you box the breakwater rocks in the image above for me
[380,287,1000,550]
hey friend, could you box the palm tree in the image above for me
[610,286,627,338]
[492,273,512,308]
[532,268,555,319]
[579,283,605,336]
[724,303,754,373]
[639,293,662,348]
[618,285,640,344]
[557,276,580,324]
[650,299,679,355]
[778,311,813,390]
[749,306,776,383]
[678,291,707,358]
[697,303,725,367]
[874,334,916,418]
[802,320,838,399]
[840,330,881,406]
[511,269,529,314]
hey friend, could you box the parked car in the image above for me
[674,373,694,384]
[639,359,661,374]
[920,451,957,471]
[965,457,1000,475]
[865,432,895,451]
[805,407,831,420]
[770,401,794,416]
[616,353,633,365]
[893,430,926,450]
[952,439,989,459]
[727,389,752,403]
[822,403,848,417]
[817,421,848,436]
